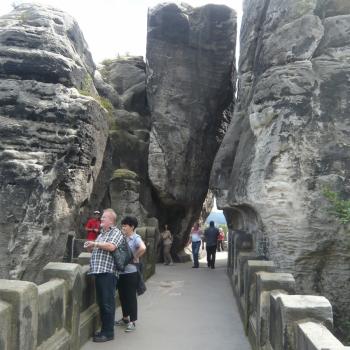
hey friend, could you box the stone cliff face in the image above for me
[0,4,109,281]
[146,3,236,249]
[211,0,350,336]
[93,56,155,228]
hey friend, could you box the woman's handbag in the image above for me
[112,236,133,272]
[135,263,147,295]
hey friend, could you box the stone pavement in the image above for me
[82,252,251,350]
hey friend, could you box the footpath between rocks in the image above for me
[82,252,251,350]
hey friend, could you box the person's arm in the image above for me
[84,240,116,252]
[187,232,192,246]
[85,220,91,232]
[133,240,146,263]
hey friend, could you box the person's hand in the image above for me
[94,228,98,232]
[84,241,95,249]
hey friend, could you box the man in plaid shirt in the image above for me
[85,208,123,342]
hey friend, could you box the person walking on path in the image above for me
[188,222,203,268]
[217,227,225,252]
[160,224,173,265]
[203,221,219,269]
[85,210,101,241]
[116,216,146,332]
[84,208,123,343]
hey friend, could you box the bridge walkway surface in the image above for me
[82,252,251,350]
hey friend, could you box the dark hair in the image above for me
[121,216,138,229]
[209,221,215,226]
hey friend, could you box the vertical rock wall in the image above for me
[0,4,109,282]
[146,3,236,249]
[211,0,350,337]
[93,56,156,227]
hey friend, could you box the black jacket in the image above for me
[204,226,219,247]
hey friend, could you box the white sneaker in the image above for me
[125,322,136,332]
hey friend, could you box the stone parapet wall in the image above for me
[228,230,347,350]
[0,262,91,350]
[0,225,157,350]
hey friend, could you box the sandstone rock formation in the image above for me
[93,56,155,228]
[200,190,214,224]
[0,4,109,282]
[211,0,350,338]
[146,3,236,250]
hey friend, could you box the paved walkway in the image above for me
[82,252,251,350]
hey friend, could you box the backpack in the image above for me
[111,236,133,272]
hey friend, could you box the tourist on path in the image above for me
[217,227,225,252]
[116,216,146,332]
[203,221,219,269]
[160,224,173,265]
[84,208,123,343]
[85,210,101,240]
[188,222,203,268]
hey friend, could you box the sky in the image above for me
[0,0,242,64]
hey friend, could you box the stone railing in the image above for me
[228,230,349,350]
[0,226,157,350]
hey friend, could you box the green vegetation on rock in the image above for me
[78,74,114,121]
[80,74,94,94]
[112,168,138,180]
[323,187,350,225]
[98,96,113,114]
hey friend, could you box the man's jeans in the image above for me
[206,245,217,268]
[192,241,201,267]
[95,273,117,337]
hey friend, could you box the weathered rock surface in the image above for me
[92,56,155,228]
[0,4,109,282]
[211,0,350,338]
[146,3,236,249]
[200,190,214,224]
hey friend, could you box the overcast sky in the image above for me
[0,0,242,64]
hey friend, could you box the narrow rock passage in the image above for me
[82,252,251,350]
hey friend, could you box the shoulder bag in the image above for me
[112,236,133,272]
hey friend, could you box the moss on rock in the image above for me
[112,168,138,180]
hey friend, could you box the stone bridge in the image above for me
[0,229,348,350]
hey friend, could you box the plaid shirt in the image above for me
[89,226,123,274]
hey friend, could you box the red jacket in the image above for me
[85,218,101,240]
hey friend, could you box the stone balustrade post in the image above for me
[254,272,295,350]
[270,294,333,350]
[77,252,91,266]
[233,232,253,284]
[0,301,12,350]
[0,280,38,350]
[243,260,275,332]
[227,230,234,275]
[297,321,346,350]
[235,252,258,307]
[43,262,82,350]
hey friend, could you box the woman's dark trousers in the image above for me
[118,272,138,322]
[192,241,201,267]
[95,273,117,337]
